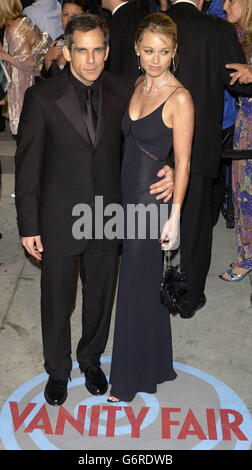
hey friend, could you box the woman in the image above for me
[0,0,50,136]
[41,0,86,78]
[219,0,252,282]
[108,13,194,403]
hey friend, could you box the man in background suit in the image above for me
[169,0,252,318]
[102,0,148,79]
[15,13,173,406]
[21,0,34,7]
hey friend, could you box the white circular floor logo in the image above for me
[0,357,251,450]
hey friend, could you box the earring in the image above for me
[172,56,176,73]
[137,54,141,71]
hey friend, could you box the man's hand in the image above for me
[149,165,174,203]
[21,235,43,261]
[226,63,252,85]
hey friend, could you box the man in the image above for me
[168,0,252,318]
[102,0,148,79]
[23,0,64,40]
[15,14,173,406]
[206,0,236,229]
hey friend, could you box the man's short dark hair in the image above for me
[64,13,110,51]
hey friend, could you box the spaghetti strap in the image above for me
[164,86,184,104]
[129,86,184,123]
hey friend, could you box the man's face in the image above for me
[63,28,109,86]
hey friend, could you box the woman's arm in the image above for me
[160,88,194,249]
[171,89,194,206]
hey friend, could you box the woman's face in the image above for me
[136,30,176,79]
[62,3,84,30]
[223,0,242,24]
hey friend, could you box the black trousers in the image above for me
[40,240,119,381]
[180,172,213,313]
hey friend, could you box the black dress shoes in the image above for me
[44,377,68,406]
[179,293,207,319]
[84,366,108,396]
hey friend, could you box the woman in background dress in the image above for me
[0,0,50,137]
[219,0,252,281]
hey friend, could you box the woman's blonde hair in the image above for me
[135,12,177,51]
[0,0,22,29]
[238,0,252,59]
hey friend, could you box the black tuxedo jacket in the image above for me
[169,2,252,178]
[105,2,148,79]
[15,69,134,254]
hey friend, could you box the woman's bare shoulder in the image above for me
[172,86,192,104]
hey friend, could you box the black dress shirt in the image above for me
[69,69,100,115]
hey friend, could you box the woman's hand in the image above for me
[160,208,180,251]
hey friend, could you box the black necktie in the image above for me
[82,88,97,145]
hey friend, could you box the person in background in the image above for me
[41,0,86,78]
[21,0,33,6]
[23,0,64,40]
[102,0,148,79]
[219,0,252,282]
[207,0,237,229]
[0,83,6,132]
[226,62,252,84]
[155,0,171,14]
[168,0,252,318]
[0,84,6,103]
[0,0,50,138]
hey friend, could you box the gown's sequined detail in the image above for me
[3,16,50,134]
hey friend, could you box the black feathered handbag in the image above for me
[160,251,189,314]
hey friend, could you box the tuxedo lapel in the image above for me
[56,71,118,148]
[56,75,92,147]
